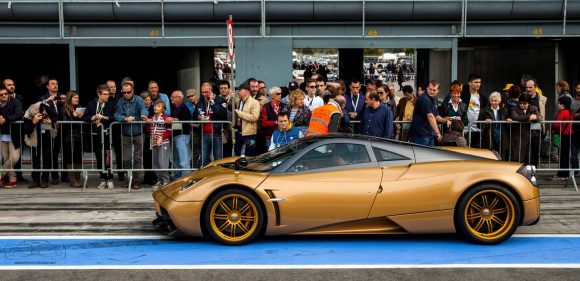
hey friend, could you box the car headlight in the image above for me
[517,164,538,187]
[178,178,203,192]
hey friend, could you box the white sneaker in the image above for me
[96,181,107,190]
[152,182,163,190]
[106,180,114,190]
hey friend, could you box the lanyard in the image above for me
[351,94,360,111]
[97,102,105,115]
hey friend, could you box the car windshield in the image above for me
[243,140,313,172]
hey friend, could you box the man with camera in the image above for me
[38,79,65,185]
[23,96,59,188]
[194,82,227,167]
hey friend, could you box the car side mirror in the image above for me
[234,157,248,172]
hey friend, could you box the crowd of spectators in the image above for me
[1,71,579,189]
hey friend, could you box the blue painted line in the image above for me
[0,236,579,266]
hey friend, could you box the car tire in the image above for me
[455,184,521,245]
[203,188,264,245]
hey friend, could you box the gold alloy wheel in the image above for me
[464,190,516,241]
[209,194,259,243]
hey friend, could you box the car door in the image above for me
[259,141,382,235]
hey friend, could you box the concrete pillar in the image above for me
[177,48,201,92]
[235,38,292,88]
[69,40,77,90]
[429,49,451,94]
[451,38,458,81]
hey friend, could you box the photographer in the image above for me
[23,100,58,188]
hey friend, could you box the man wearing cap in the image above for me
[234,83,261,156]
[185,88,201,168]
[510,94,543,165]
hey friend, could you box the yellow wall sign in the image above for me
[531,28,544,36]
[149,30,160,37]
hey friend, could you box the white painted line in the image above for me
[1,264,580,270]
[513,234,580,238]
[0,234,579,239]
[0,235,170,240]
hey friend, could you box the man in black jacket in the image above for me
[167,90,192,178]
[2,78,27,183]
[84,84,116,189]
[0,85,23,187]
[38,78,65,185]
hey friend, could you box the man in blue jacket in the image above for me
[360,91,394,139]
[114,82,148,189]
[269,112,304,151]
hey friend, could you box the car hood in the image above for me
[158,164,269,202]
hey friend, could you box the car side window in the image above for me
[372,147,409,162]
[287,143,370,172]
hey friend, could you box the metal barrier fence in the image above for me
[108,120,233,191]
[2,121,105,190]
[2,119,579,191]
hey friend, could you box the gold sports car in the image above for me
[153,134,540,245]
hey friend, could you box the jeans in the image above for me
[411,136,435,147]
[152,143,171,184]
[173,134,191,178]
[122,134,143,179]
[234,133,257,157]
[201,133,222,167]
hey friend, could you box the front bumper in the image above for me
[522,196,540,226]
[153,190,205,237]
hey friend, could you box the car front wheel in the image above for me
[204,188,264,245]
[456,184,521,244]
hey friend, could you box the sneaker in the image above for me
[152,182,163,190]
[17,176,28,184]
[4,181,16,188]
[550,175,567,181]
[96,181,107,190]
[106,180,115,190]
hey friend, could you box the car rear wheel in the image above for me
[204,188,264,245]
[456,184,521,244]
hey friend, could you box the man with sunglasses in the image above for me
[0,85,23,187]
[304,78,324,112]
[3,79,28,183]
[114,82,148,189]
